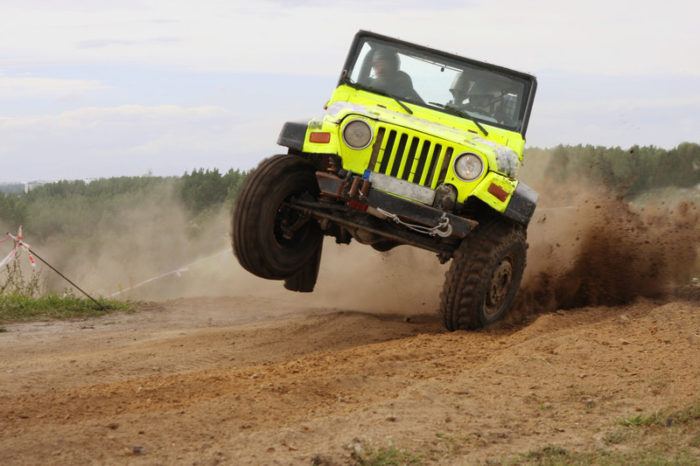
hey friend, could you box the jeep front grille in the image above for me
[367,126,454,189]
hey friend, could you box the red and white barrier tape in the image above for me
[0,226,37,270]
[109,248,228,297]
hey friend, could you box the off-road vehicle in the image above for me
[232,31,538,330]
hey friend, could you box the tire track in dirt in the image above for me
[1,297,699,464]
[0,314,480,431]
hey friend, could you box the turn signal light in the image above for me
[488,183,509,202]
[309,132,331,143]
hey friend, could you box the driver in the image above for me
[371,48,422,102]
[450,72,510,123]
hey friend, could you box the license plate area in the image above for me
[366,172,436,205]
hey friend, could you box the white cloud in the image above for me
[0,105,231,130]
[0,105,274,181]
[0,0,698,180]
[0,76,106,99]
[76,36,181,49]
[0,0,698,76]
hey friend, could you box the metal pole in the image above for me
[25,246,105,311]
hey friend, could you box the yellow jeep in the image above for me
[232,31,538,330]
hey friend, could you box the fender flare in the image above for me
[277,121,309,151]
[503,181,538,225]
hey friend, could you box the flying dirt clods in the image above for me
[519,194,699,316]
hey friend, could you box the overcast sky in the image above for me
[1,0,698,182]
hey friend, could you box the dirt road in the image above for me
[1,295,699,465]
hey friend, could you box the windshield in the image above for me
[344,37,533,133]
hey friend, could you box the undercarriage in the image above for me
[286,169,479,263]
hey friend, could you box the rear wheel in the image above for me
[232,154,322,280]
[440,220,526,330]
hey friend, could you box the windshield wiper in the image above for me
[392,97,413,114]
[345,80,413,115]
[429,102,489,137]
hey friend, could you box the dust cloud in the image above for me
[517,183,700,317]
[26,184,232,298]
[23,186,445,314]
[19,180,699,318]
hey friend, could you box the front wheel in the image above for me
[440,220,526,330]
[232,154,322,280]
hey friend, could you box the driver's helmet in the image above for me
[449,72,472,104]
[371,47,400,74]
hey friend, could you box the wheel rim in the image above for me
[484,257,513,318]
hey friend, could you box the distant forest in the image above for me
[527,142,700,195]
[1,143,698,240]
[0,168,246,241]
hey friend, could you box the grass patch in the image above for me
[505,401,700,465]
[520,445,570,464]
[620,413,664,427]
[0,293,132,324]
[619,402,700,428]
[351,445,423,466]
[690,434,700,448]
[602,428,630,445]
[512,445,699,465]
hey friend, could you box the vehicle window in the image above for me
[346,38,531,132]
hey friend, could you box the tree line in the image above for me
[0,169,247,241]
[537,142,700,196]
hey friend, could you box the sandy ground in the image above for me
[1,294,699,465]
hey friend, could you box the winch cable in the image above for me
[375,208,453,238]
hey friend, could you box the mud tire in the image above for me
[440,220,526,331]
[284,240,323,292]
[232,154,322,280]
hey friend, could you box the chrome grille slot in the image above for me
[370,126,455,189]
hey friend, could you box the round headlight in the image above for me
[454,153,484,181]
[342,120,373,149]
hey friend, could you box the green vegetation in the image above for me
[691,433,700,448]
[528,142,700,197]
[619,402,700,428]
[0,293,132,324]
[0,244,133,324]
[179,168,246,215]
[501,401,700,465]
[351,444,423,466]
[621,412,666,427]
[513,445,698,466]
[602,428,630,445]
[0,168,247,241]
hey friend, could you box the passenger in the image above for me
[450,72,513,124]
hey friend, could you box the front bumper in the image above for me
[315,172,477,239]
